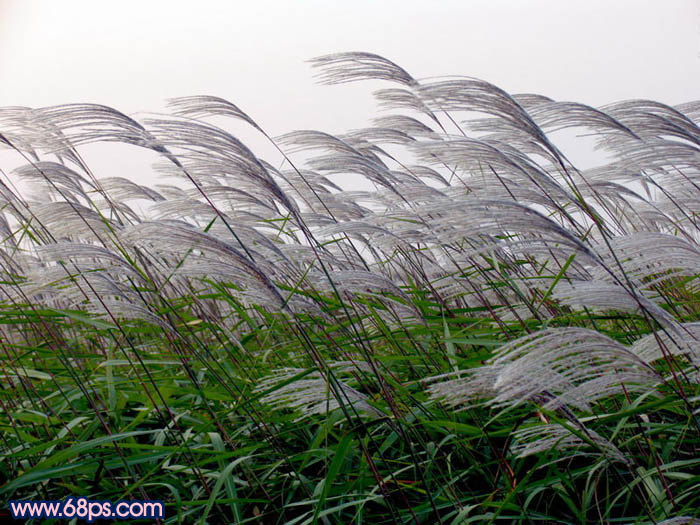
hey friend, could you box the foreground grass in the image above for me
[1,53,700,523]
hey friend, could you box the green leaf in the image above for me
[312,433,353,525]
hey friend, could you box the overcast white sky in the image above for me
[1,0,698,131]
[0,0,698,182]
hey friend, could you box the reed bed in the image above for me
[1,52,700,523]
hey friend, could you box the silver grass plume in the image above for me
[309,52,417,87]
[256,362,385,420]
[428,328,658,412]
[510,423,630,465]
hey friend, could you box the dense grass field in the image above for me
[1,52,700,523]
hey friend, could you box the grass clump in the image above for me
[1,52,700,523]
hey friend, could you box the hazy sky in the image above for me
[0,0,698,187]
[1,0,698,136]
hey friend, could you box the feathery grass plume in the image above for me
[35,242,142,279]
[256,363,385,420]
[145,117,299,213]
[601,99,700,146]
[26,104,164,154]
[373,115,439,138]
[550,280,679,330]
[429,328,659,412]
[29,201,117,241]
[509,422,630,465]
[167,95,263,132]
[589,232,700,289]
[425,365,502,409]
[374,87,443,126]
[417,78,556,153]
[120,221,287,309]
[97,177,165,203]
[490,328,659,410]
[14,161,93,203]
[0,106,76,164]
[309,52,417,86]
[519,100,638,137]
[631,322,700,365]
